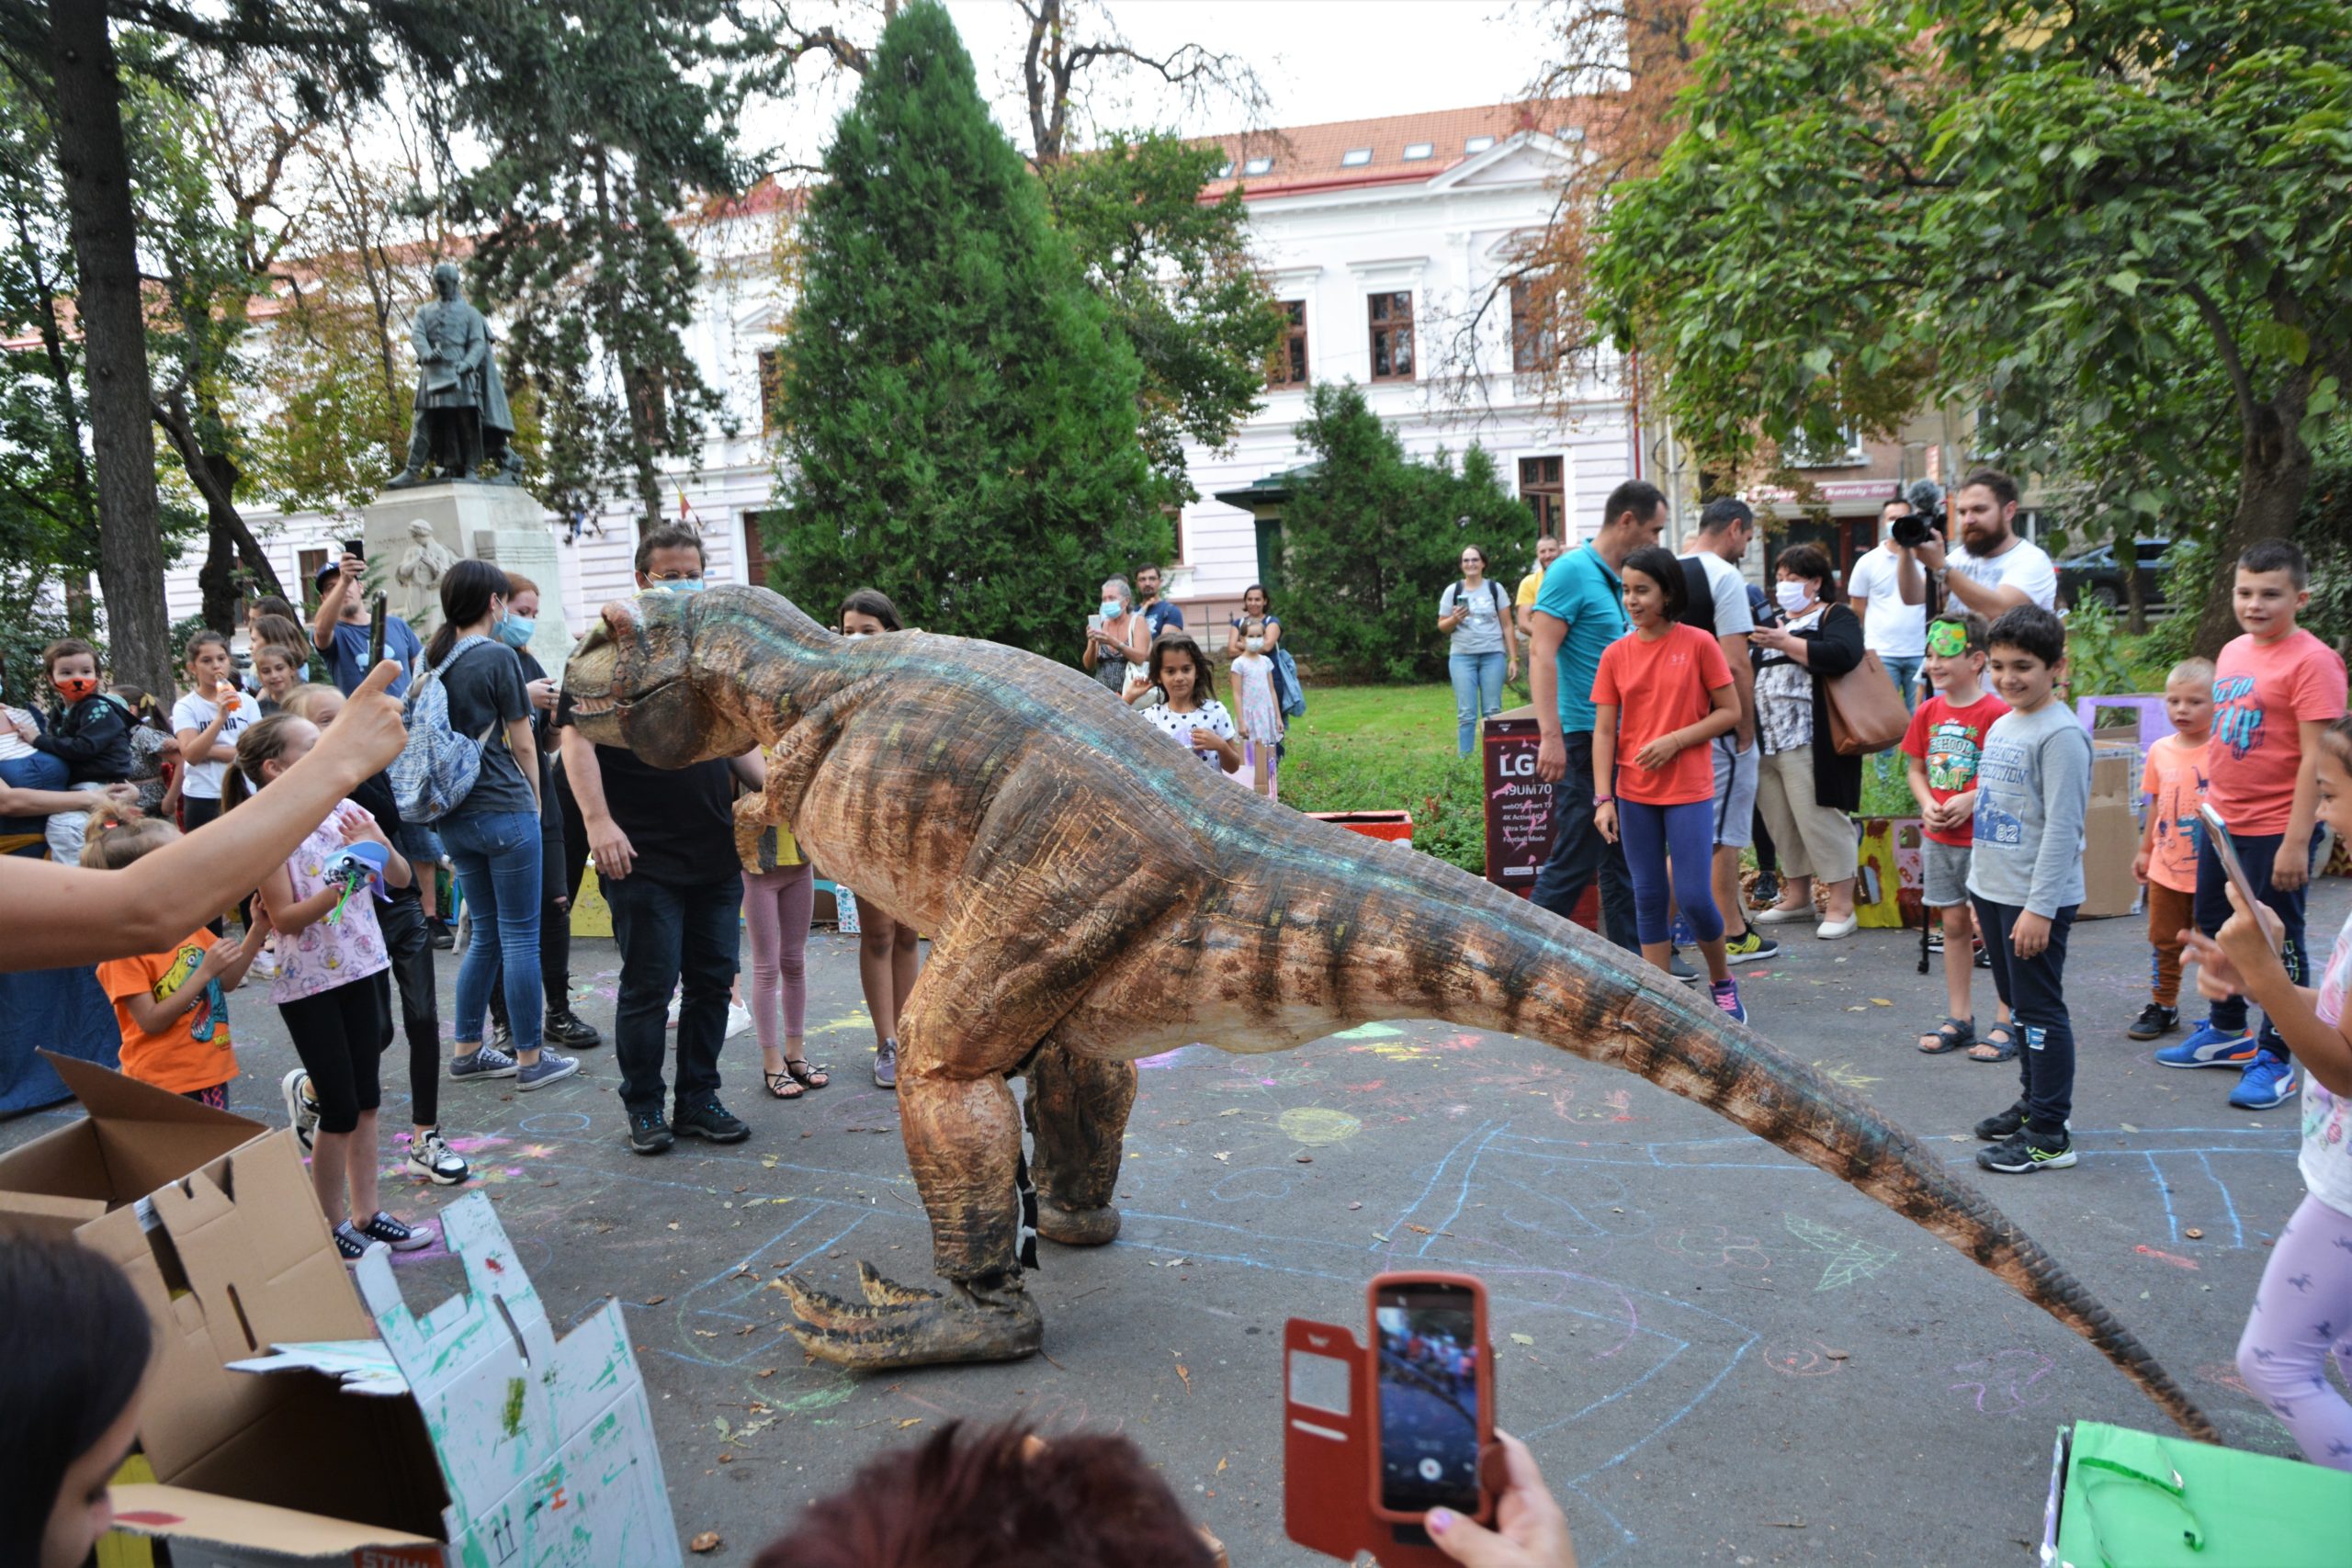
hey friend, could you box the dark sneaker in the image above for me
[1668,951,1701,985]
[449,1044,518,1080]
[1750,871,1781,909]
[333,1221,372,1262]
[545,1007,603,1048]
[1977,1128,2076,1174]
[874,1038,899,1089]
[490,1021,513,1054]
[406,1128,469,1185]
[2228,1050,2299,1110]
[2126,1002,2181,1042]
[627,1109,674,1156]
[1974,1100,2030,1142]
[358,1210,435,1250]
[1722,929,1781,962]
[1926,927,1945,953]
[425,918,455,951]
[516,1051,580,1091]
[281,1067,319,1155]
[673,1098,750,1144]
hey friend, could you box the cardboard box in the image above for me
[2079,750,2142,919]
[107,1190,684,1567]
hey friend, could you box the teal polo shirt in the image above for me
[1532,544,1627,734]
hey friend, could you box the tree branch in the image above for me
[2182,280,2257,429]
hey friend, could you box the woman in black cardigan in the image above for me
[1748,543,1864,938]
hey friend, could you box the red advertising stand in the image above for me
[1482,706,1596,928]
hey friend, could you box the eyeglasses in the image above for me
[646,570,703,583]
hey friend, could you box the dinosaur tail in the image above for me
[1354,863,2215,1440]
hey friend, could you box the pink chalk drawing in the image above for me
[1950,1348,2054,1416]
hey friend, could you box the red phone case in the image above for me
[1365,1271,1495,1528]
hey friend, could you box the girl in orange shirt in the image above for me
[84,808,267,1107]
[1594,547,1747,1021]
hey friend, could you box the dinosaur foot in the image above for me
[781,1264,1042,1369]
[1035,1200,1121,1247]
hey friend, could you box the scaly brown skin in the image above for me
[565,586,2214,1438]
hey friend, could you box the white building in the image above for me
[160,103,1639,637]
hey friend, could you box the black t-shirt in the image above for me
[431,638,537,818]
[554,692,736,887]
[515,649,560,831]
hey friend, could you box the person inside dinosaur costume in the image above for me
[562,584,2212,1438]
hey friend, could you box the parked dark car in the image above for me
[2058,537,2174,612]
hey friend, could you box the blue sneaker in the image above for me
[2228,1050,2298,1110]
[2154,1020,2257,1069]
[1710,978,1747,1025]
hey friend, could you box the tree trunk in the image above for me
[160,389,288,633]
[2124,538,2146,635]
[2192,386,2313,659]
[47,2,175,694]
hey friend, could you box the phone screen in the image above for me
[1373,1281,1483,1515]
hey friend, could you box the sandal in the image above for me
[1967,1024,2018,1065]
[1917,1017,1975,1055]
[785,1057,830,1091]
[763,1067,805,1100]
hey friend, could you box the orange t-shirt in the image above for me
[96,931,237,1095]
[1593,624,1734,806]
[2206,628,2347,834]
[2142,733,2210,894]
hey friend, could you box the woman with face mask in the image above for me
[1082,577,1149,699]
[1747,544,1867,938]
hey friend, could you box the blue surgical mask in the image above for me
[1099,600,1123,621]
[497,615,536,649]
[664,579,705,595]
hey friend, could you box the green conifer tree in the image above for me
[769,0,1164,655]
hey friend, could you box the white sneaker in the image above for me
[280,1067,319,1154]
[726,1002,752,1039]
[406,1128,469,1185]
[666,991,683,1029]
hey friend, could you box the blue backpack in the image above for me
[390,637,501,823]
[1273,644,1306,719]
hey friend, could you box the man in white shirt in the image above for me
[1896,468,2058,620]
[1847,496,1929,709]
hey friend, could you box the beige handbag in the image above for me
[1826,650,1912,756]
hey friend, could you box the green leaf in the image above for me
[1800,347,1835,378]
[2104,270,2143,297]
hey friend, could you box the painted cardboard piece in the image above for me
[110,1192,683,1567]
[2080,749,2143,919]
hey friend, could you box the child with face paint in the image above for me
[27,637,135,867]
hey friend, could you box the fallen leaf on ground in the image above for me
[1176,1363,1192,1393]
[1869,998,1893,1007]
[1510,1333,1535,1346]
[1213,1152,1230,1163]
[690,1532,722,1553]
[756,1368,777,1378]
[1216,1456,1228,1474]
[897,1417,923,1429]
[1405,1224,1431,1235]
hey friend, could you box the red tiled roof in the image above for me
[1200,100,1586,200]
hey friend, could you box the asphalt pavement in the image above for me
[7,884,2337,1566]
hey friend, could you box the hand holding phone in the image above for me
[2198,804,2281,955]
[368,592,388,669]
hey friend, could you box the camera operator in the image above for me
[1847,496,1931,710]
[1895,468,2058,620]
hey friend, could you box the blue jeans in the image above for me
[440,809,544,1055]
[0,752,69,838]
[1529,731,1640,953]
[605,873,742,1119]
[1882,655,1923,712]
[1449,649,1507,756]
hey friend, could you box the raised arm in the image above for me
[1,661,407,971]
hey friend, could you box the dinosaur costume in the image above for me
[564,586,2212,1438]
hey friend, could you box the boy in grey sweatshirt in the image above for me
[1966,605,2092,1173]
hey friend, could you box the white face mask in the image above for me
[1774,581,1813,615]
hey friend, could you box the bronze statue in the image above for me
[388,262,520,487]
[562,584,2213,1442]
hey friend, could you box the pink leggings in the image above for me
[2237,1192,2352,1470]
[741,863,814,1057]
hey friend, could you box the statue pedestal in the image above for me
[361,483,570,671]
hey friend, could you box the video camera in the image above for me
[1889,479,1945,549]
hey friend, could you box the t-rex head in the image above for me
[563,591,760,765]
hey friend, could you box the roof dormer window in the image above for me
[1243,155,1273,175]
[1401,141,1434,162]
[1463,135,1495,154]
[1216,160,1235,179]
[1340,148,1372,167]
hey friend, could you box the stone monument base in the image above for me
[360,482,571,672]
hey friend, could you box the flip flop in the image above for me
[785,1058,831,1091]
[763,1068,804,1100]
[1967,1024,2018,1064]
[1917,1017,1975,1055]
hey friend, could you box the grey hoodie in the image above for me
[1965,700,2092,918]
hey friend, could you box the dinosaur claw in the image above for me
[782,1263,1042,1370]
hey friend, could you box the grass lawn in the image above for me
[1277,683,1488,873]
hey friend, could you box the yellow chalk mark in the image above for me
[1278,1107,1362,1147]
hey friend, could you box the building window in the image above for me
[1269,300,1308,388]
[298,547,329,609]
[1368,291,1415,381]
[1216,160,1234,179]
[1782,423,1865,468]
[1519,457,1566,539]
[1340,148,1372,167]
[1402,141,1434,161]
[756,348,784,435]
[1509,279,1554,375]
[741,511,773,591]
[1464,135,1495,154]
[1243,155,1272,176]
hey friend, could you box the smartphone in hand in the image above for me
[1368,1272,1495,1527]
[2199,803,2283,955]
[368,592,387,669]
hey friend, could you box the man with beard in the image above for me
[1895,468,2057,619]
